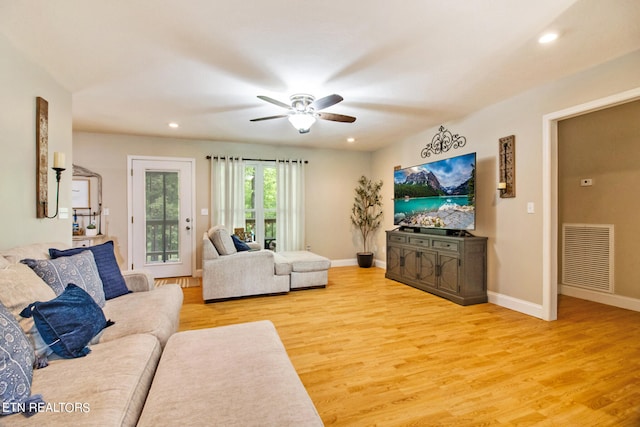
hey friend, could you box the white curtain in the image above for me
[210,156,245,230]
[276,159,305,251]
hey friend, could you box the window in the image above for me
[244,162,276,249]
[145,171,180,262]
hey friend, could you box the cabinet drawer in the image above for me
[432,239,459,252]
[408,236,430,247]
[388,234,407,244]
[73,240,90,248]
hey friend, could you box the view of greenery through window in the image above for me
[244,164,276,248]
[145,171,180,262]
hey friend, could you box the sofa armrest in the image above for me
[122,269,155,292]
[202,250,275,284]
[204,250,274,273]
[203,232,219,260]
[202,250,277,301]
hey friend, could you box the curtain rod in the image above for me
[206,155,308,164]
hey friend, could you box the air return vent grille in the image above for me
[562,224,614,293]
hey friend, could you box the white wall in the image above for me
[73,132,371,269]
[0,34,72,249]
[371,49,640,316]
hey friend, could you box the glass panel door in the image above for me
[131,158,193,278]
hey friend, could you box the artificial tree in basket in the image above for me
[351,175,383,268]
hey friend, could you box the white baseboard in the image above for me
[330,259,357,267]
[329,259,387,268]
[487,291,544,319]
[560,285,640,312]
[193,269,202,278]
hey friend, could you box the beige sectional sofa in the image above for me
[0,241,324,426]
[0,242,183,426]
[202,226,331,301]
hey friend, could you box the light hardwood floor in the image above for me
[179,266,640,426]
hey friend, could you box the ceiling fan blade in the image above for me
[317,112,356,123]
[250,114,289,122]
[257,95,291,109]
[310,94,343,111]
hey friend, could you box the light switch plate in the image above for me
[527,202,535,214]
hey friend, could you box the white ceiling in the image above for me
[1,0,639,151]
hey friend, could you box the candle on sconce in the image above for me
[497,182,507,190]
[53,152,65,169]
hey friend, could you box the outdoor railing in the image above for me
[146,219,180,262]
[245,218,276,248]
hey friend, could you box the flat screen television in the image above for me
[393,152,476,231]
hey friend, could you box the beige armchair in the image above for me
[202,226,290,302]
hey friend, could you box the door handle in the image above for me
[185,218,191,223]
[186,226,191,230]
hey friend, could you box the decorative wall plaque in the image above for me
[421,125,467,158]
[36,97,49,218]
[498,135,515,198]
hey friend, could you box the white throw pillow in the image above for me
[0,263,57,358]
[208,226,237,256]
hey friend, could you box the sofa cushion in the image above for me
[0,302,40,416]
[0,263,57,359]
[100,284,183,348]
[20,284,113,359]
[273,252,293,276]
[278,251,331,272]
[0,242,67,264]
[49,241,130,300]
[8,334,162,427]
[21,251,106,308]
[208,226,237,255]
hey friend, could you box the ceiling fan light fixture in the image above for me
[251,93,355,132]
[288,113,316,133]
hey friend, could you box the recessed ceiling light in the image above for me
[347,137,356,143]
[168,122,179,128]
[538,32,558,44]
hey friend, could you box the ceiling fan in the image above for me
[250,93,356,134]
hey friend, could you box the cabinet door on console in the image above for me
[418,251,437,286]
[402,249,419,281]
[387,245,402,277]
[438,254,459,294]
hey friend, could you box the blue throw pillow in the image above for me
[0,302,43,416]
[49,241,130,300]
[19,284,114,359]
[231,234,251,252]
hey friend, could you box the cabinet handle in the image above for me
[436,265,441,277]
[400,256,405,267]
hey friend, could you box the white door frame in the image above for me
[127,155,197,275]
[542,87,640,321]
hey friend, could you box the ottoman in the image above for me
[137,321,323,426]
[278,251,331,290]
